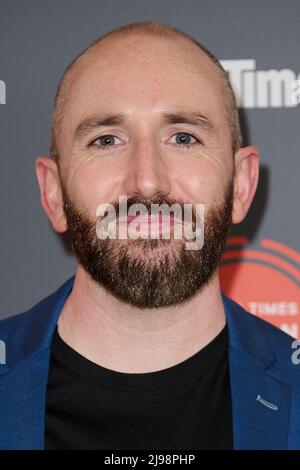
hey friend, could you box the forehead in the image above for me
[60,34,227,142]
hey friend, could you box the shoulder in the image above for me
[0,307,38,341]
[224,293,300,380]
[0,276,75,360]
[224,293,296,346]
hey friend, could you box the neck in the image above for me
[57,265,226,373]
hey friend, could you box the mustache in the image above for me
[99,192,199,223]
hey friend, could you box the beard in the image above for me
[60,179,234,309]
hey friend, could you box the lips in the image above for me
[126,213,174,225]
[117,213,179,233]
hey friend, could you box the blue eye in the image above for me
[170,132,200,147]
[90,135,121,150]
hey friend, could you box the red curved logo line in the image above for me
[222,249,300,283]
[260,239,300,265]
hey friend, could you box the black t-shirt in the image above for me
[44,324,233,450]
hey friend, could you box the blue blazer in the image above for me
[0,275,299,450]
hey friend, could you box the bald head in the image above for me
[50,21,242,165]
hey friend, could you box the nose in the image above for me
[123,136,171,199]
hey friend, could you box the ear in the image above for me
[232,145,260,224]
[35,156,67,233]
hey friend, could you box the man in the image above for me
[0,20,299,450]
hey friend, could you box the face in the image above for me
[49,34,237,308]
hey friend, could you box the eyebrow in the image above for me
[74,111,215,140]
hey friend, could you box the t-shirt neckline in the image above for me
[50,323,228,393]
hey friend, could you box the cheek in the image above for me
[172,156,231,207]
[66,161,122,217]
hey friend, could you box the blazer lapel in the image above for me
[0,349,52,449]
[222,293,291,450]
